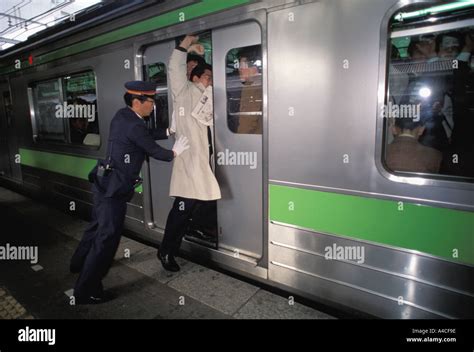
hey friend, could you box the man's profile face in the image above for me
[72,118,87,131]
[439,44,460,59]
[239,57,258,83]
[439,35,460,59]
[199,69,213,88]
[134,96,155,117]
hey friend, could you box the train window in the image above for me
[29,70,100,147]
[384,2,474,181]
[32,79,65,143]
[143,62,168,129]
[64,71,99,146]
[225,45,262,134]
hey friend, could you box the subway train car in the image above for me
[0,0,473,319]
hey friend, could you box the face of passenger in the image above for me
[71,118,88,131]
[410,36,435,60]
[198,69,213,88]
[239,57,258,83]
[410,47,425,60]
[439,36,460,59]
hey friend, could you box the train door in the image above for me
[143,33,219,248]
[0,86,13,178]
[142,40,176,230]
[212,22,263,260]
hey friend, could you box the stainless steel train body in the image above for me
[0,0,472,318]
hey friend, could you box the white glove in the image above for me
[172,136,190,157]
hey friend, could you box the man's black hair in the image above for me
[395,117,424,131]
[237,46,261,64]
[187,54,206,66]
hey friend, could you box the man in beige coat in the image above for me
[157,35,221,271]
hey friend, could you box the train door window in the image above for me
[226,45,262,134]
[29,70,100,147]
[384,2,474,181]
[143,62,168,130]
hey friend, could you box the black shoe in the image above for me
[74,291,116,305]
[157,251,180,272]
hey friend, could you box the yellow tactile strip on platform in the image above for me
[0,287,34,319]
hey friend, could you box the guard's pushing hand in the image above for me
[172,135,190,157]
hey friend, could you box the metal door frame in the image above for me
[138,40,177,231]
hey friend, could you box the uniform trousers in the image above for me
[70,185,128,298]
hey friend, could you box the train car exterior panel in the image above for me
[269,223,473,319]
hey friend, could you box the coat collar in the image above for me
[194,82,206,93]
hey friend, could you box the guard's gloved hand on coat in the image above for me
[172,135,190,157]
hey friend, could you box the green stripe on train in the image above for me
[0,0,251,75]
[19,148,143,193]
[270,184,474,265]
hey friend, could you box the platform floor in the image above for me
[0,186,335,319]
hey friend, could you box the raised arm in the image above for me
[168,35,205,99]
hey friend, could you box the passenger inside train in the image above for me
[226,45,263,134]
[387,27,474,178]
[386,116,442,174]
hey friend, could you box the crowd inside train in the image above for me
[386,29,474,178]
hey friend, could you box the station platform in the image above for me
[0,187,335,320]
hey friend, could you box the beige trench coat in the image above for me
[168,49,221,201]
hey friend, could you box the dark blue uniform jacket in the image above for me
[89,107,174,199]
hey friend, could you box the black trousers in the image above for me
[70,185,128,298]
[160,197,200,256]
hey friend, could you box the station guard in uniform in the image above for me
[70,81,189,304]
